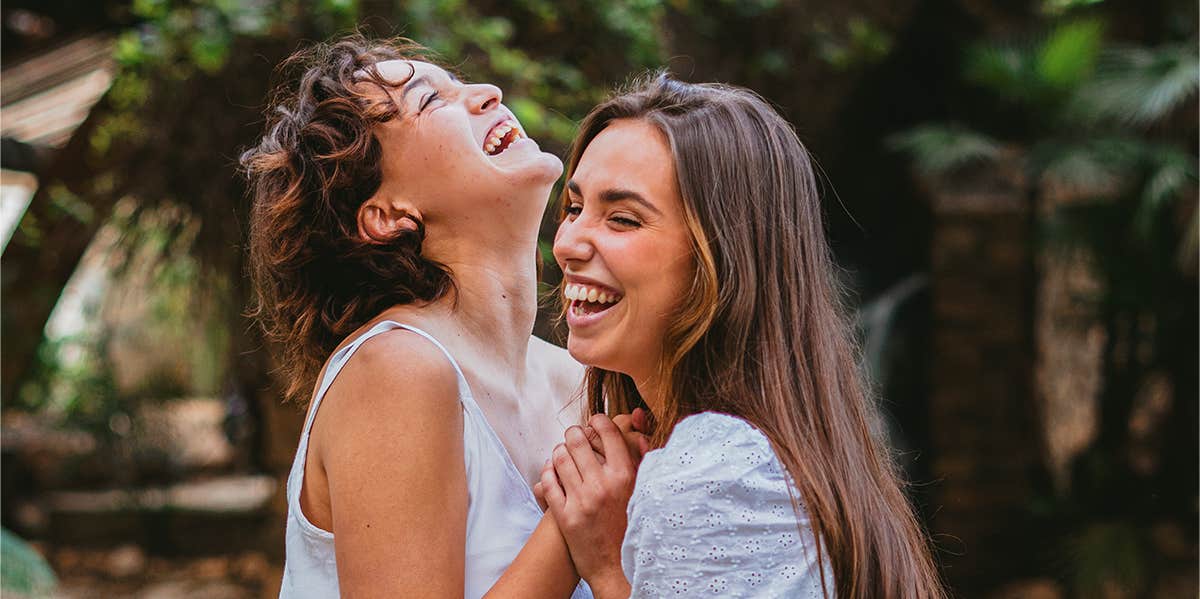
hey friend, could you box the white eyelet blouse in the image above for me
[621,411,835,598]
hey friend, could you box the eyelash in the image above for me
[420,91,439,111]
[564,204,641,228]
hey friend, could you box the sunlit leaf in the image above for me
[1037,18,1104,88]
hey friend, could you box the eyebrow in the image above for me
[566,180,663,216]
[400,70,463,103]
[401,75,431,102]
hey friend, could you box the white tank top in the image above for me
[278,321,592,599]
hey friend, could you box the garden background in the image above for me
[0,0,1196,597]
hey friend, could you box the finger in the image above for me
[552,442,584,491]
[532,481,548,511]
[540,459,567,513]
[564,426,604,481]
[623,431,650,463]
[637,433,651,456]
[612,413,633,434]
[583,425,607,462]
[632,407,651,434]
[589,414,634,471]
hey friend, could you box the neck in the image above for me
[632,369,667,419]
[422,211,543,381]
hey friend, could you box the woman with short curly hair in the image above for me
[242,35,593,598]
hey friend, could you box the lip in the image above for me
[482,114,524,153]
[562,274,623,330]
[565,298,616,330]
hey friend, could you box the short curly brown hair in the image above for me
[241,35,453,403]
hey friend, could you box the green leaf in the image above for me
[1136,144,1198,235]
[964,42,1032,100]
[189,29,232,74]
[1028,137,1141,194]
[113,31,146,67]
[1073,43,1200,127]
[1037,18,1104,88]
[887,124,1003,176]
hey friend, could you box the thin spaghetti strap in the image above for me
[387,323,471,393]
[299,320,406,440]
[300,320,472,439]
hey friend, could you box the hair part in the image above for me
[559,72,944,599]
[241,35,454,403]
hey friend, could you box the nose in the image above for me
[553,216,594,268]
[465,82,502,113]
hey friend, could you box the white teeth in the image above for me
[563,283,622,305]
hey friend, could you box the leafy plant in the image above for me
[891,9,1197,596]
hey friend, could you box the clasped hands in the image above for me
[532,409,652,598]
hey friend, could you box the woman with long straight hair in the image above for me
[537,73,944,598]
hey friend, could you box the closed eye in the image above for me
[420,91,440,111]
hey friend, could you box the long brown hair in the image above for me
[241,35,453,403]
[561,73,944,599]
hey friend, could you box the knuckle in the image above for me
[565,433,589,450]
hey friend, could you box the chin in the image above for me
[566,338,620,373]
[523,151,564,183]
[495,147,562,185]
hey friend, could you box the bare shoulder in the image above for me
[528,334,586,407]
[311,327,469,595]
[318,328,462,441]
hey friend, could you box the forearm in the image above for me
[584,571,631,599]
[483,513,580,598]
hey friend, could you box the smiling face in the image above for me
[367,60,563,228]
[553,119,696,385]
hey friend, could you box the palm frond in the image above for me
[1136,143,1198,234]
[964,42,1035,101]
[887,124,1004,177]
[1073,43,1200,127]
[1029,136,1144,194]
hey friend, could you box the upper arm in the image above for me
[315,331,467,598]
[623,419,830,597]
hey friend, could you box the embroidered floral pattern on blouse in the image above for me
[620,412,835,598]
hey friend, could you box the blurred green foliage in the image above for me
[892,5,1197,596]
[23,0,681,442]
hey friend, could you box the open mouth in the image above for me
[484,119,525,156]
[564,283,622,317]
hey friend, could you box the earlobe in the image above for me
[357,197,421,242]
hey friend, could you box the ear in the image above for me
[357,195,421,242]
